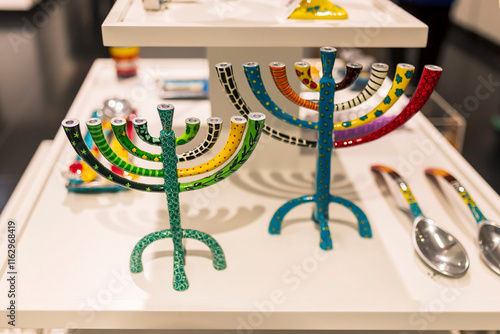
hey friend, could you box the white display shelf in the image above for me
[101,0,428,47]
[0,0,41,11]
[1,59,500,330]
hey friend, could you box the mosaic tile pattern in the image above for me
[215,62,317,148]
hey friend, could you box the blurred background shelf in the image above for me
[102,0,428,47]
[0,0,41,11]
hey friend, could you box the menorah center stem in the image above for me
[315,73,336,219]
[160,129,183,234]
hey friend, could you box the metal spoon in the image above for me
[372,165,470,278]
[426,168,500,276]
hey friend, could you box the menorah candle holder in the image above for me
[62,104,265,291]
[65,98,138,193]
[216,46,442,251]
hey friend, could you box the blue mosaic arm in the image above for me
[243,62,318,130]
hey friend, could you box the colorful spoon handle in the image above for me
[371,165,424,219]
[425,168,487,223]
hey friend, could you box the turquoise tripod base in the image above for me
[269,194,372,250]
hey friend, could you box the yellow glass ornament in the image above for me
[288,0,348,20]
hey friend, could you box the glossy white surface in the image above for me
[102,0,428,47]
[1,59,500,330]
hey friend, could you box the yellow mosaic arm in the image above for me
[333,63,415,130]
[177,116,246,178]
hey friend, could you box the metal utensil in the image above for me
[426,168,500,276]
[100,98,134,121]
[372,165,470,278]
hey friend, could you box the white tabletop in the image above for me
[1,59,499,330]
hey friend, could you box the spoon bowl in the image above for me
[414,217,470,277]
[371,165,470,278]
[425,168,500,276]
[478,221,500,275]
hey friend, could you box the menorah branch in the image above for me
[62,119,164,192]
[336,63,363,90]
[244,62,318,130]
[269,62,319,111]
[336,63,389,111]
[87,118,163,177]
[179,113,265,192]
[334,65,442,148]
[216,62,317,148]
[175,117,200,146]
[271,62,390,114]
[133,118,161,146]
[114,117,162,162]
[177,116,246,178]
[294,61,362,92]
[332,63,415,130]
[177,117,223,162]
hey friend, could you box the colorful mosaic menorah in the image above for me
[62,104,265,291]
[216,46,442,250]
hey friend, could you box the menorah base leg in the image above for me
[268,194,372,250]
[329,195,372,239]
[182,229,227,270]
[130,228,226,291]
[313,210,334,251]
[269,195,315,235]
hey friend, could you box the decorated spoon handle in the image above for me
[425,168,487,223]
[371,165,424,219]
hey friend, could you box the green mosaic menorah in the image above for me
[62,104,265,291]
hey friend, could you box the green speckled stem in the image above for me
[111,120,162,162]
[179,114,265,192]
[175,118,200,146]
[62,120,164,192]
[87,119,163,177]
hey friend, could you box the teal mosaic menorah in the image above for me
[62,104,265,290]
[216,46,442,250]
